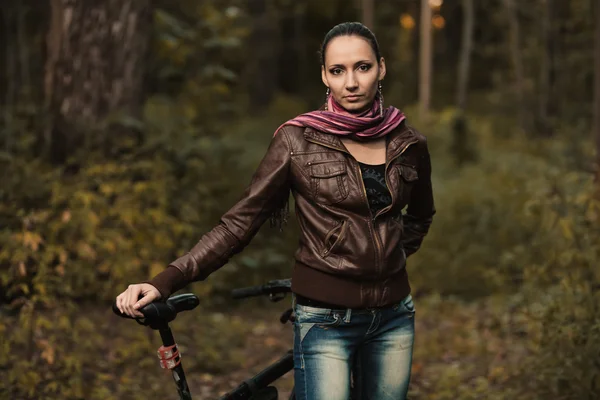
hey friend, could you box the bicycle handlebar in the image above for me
[112,294,197,399]
[112,293,200,325]
[112,282,291,399]
[231,279,291,299]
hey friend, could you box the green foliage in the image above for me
[407,109,600,398]
[152,2,249,120]
[0,5,284,398]
[0,108,286,397]
[0,302,250,399]
[409,294,521,399]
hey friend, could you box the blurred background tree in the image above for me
[1,0,599,399]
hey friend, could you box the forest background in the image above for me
[1,0,599,399]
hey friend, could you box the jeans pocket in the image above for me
[392,294,416,315]
[294,305,342,342]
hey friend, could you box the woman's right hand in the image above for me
[115,283,161,318]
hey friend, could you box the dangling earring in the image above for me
[378,81,384,117]
[324,87,330,110]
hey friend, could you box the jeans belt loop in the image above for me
[343,307,352,323]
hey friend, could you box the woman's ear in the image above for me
[378,57,387,81]
[321,65,329,87]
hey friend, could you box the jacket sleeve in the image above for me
[401,136,435,257]
[147,127,293,298]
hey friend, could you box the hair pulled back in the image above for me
[319,22,381,66]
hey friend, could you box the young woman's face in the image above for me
[321,35,386,113]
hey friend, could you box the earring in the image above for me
[378,81,384,117]
[325,87,330,110]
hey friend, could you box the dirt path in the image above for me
[187,312,295,399]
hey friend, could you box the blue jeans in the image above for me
[293,294,416,400]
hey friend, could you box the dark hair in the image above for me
[319,22,382,66]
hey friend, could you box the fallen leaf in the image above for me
[18,262,26,276]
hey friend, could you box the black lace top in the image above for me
[358,161,391,215]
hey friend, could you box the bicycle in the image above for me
[112,279,297,400]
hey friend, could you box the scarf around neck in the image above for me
[274,95,406,141]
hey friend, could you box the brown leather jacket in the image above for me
[149,121,435,308]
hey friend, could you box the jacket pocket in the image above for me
[321,219,348,257]
[396,164,419,207]
[308,161,349,205]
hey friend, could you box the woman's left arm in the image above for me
[401,137,436,257]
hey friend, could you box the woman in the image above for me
[116,22,435,399]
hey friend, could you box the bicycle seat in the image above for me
[113,293,199,325]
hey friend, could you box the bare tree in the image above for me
[1,3,18,151]
[0,2,49,154]
[456,0,474,112]
[502,0,527,132]
[361,0,374,30]
[419,0,432,120]
[595,0,600,185]
[246,0,280,111]
[538,0,555,136]
[451,0,477,166]
[44,0,152,163]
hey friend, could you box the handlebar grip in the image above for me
[169,293,200,313]
[112,300,169,318]
[112,294,199,323]
[112,300,177,322]
[112,302,137,319]
[231,286,263,299]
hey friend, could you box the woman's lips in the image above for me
[345,95,363,102]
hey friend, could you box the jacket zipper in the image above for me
[322,219,348,256]
[356,162,383,284]
[372,139,418,304]
[373,139,419,220]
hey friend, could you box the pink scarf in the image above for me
[274,95,406,141]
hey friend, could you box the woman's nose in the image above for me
[345,73,358,90]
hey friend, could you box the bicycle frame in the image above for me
[216,350,294,399]
[158,323,192,400]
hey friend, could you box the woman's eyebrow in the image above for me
[328,60,373,69]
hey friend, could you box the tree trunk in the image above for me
[294,1,308,97]
[278,0,307,95]
[538,0,555,137]
[1,4,17,151]
[419,0,432,120]
[361,0,374,30]
[502,0,527,133]
[246,0,280,111]
[451,0,477,167]
[408,1,420,103]
[456,0,474,112]
[17,3,31,98]
[595,0,600,185]
[44,0,152,164]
